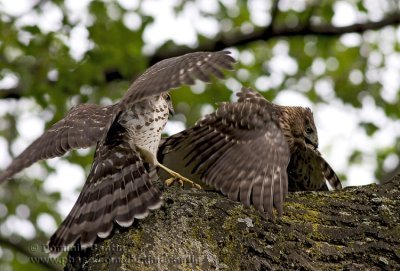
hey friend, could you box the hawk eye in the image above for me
[306,127,313,134]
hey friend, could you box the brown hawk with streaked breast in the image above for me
[159,86,342,217]
[0,51,235,255]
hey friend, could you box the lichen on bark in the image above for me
[65,175,400,271]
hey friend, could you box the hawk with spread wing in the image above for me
[159,87,342,217]
[0,51,235,255]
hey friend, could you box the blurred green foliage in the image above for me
[0,0,399,270]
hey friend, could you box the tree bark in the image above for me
[65,175,400,271]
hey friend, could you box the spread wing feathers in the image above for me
[48,123,162,256]
[120,51,235,107]
[316,150,342,190]
[160,93,290,216]
[0,51,235,184]
[0,104,118,184]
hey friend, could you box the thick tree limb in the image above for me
[65,175,400,270]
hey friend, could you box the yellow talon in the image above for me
[165,177,183,187]
[165,177,174,187]
[164,176,201,189]
[158,163,201,189]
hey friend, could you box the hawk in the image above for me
[159,87,342,217]
[0,51,235,255]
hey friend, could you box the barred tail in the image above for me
[48,137,162,256]
[320,156,342,190]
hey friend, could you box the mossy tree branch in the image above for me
[65,175,400,270]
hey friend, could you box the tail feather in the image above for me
[320,156,342,190]
[48,140,162,256]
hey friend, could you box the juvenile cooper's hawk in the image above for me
[159,87,342,217]
[0,51,235,255]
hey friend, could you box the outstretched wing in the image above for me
[120,51,235,108]
[159,87,290,216]
[48,121,162,256]
[0,51,235,184]
[0,104,118,184]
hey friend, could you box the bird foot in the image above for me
[164,175,201,189]
[157,162,201,189]
[165,177,183,187]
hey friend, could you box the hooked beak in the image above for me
[305,134,318,149]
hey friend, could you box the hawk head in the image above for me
[277,106,318,152]
[298,107,318,149]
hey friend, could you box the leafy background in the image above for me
[0,0,399,270]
